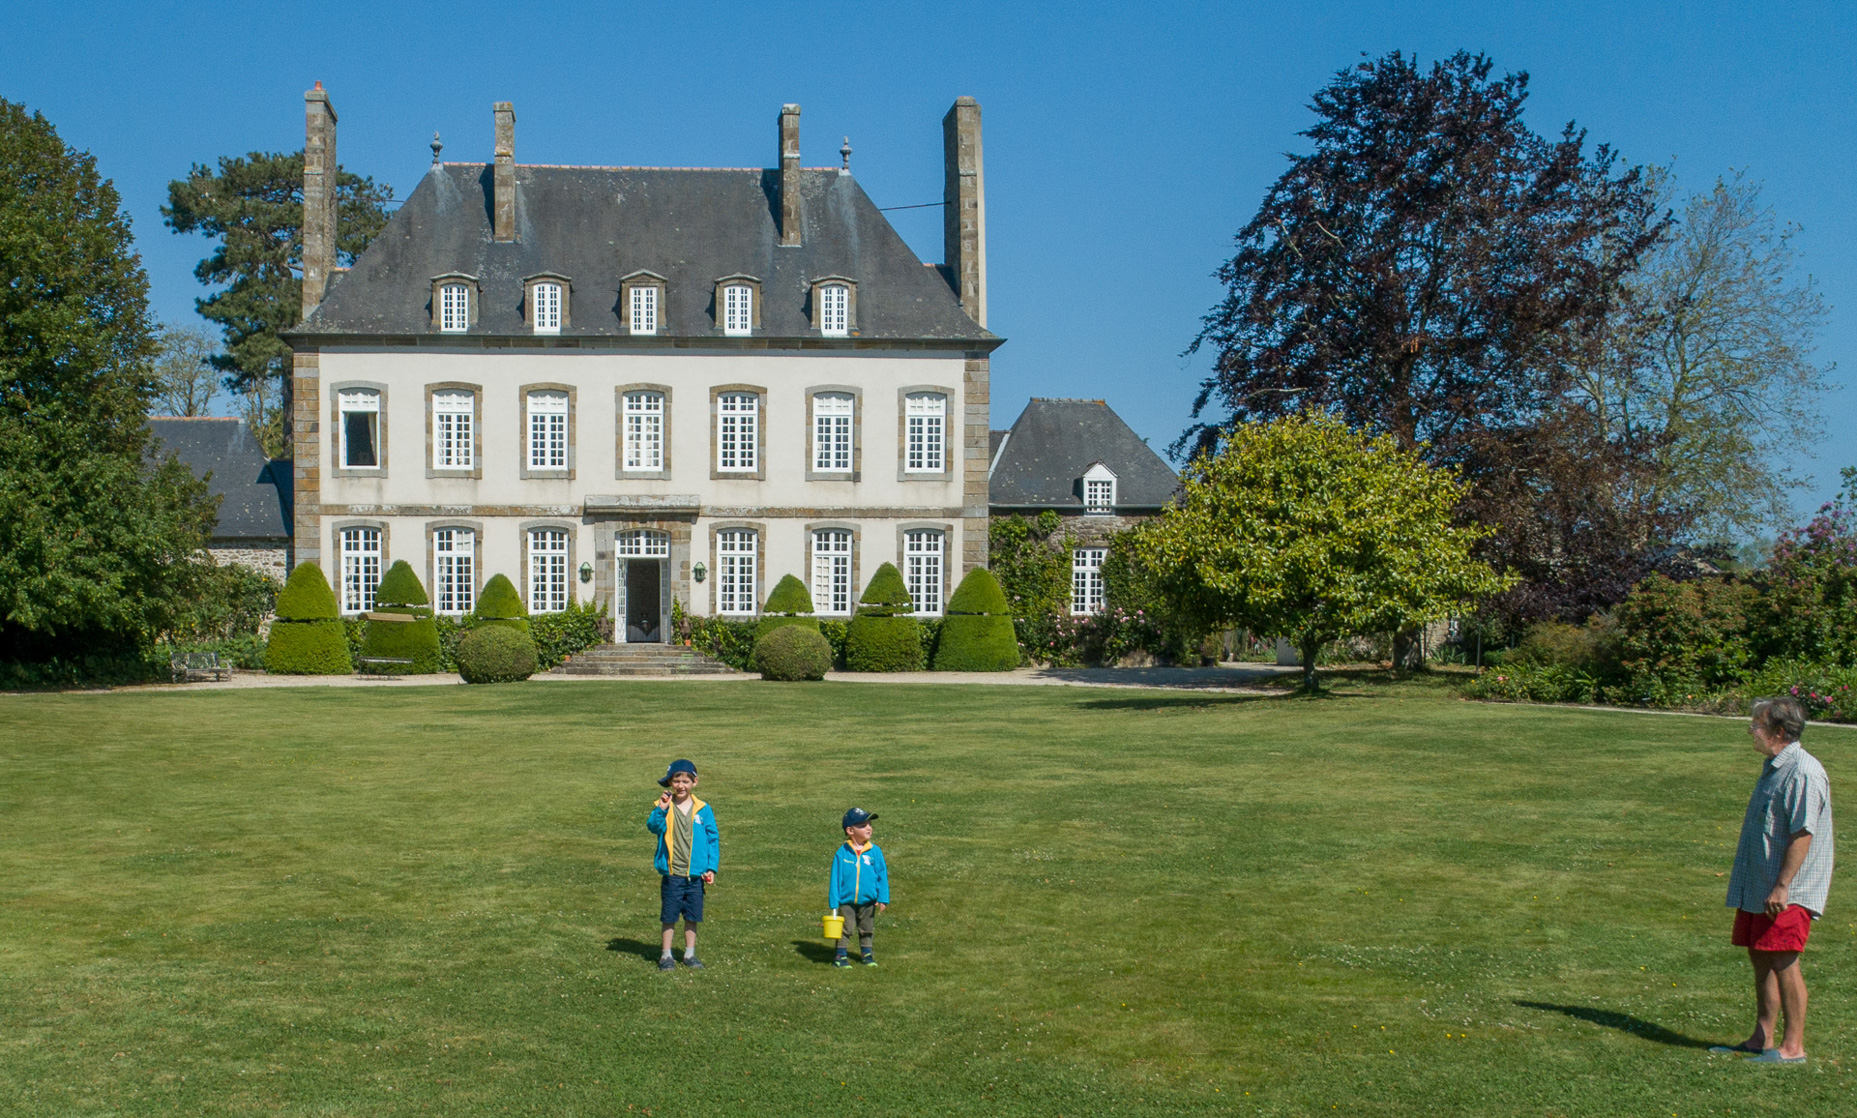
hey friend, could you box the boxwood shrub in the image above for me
[472,573,530,633]
[455,624,538,683]
[359,560,442,673]
[754,624,832,681]
[756,573,819,639]
[933,567,1020,671]
[263,562,352,675]
[847,563,922,671]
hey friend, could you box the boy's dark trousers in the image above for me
[836,902,877,953]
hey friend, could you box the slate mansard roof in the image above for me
[989,398,1180,511]
[148,418,293,542]
[295,163,999,347]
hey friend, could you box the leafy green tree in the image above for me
[0,99,220,663]
[162,151,391,455]
[150,323,222,417]
[1137,414,1512,693]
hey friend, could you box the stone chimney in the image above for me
[300,82,338,321]
[778,104,802,247]
[942,97,986,327]
[493,101,516,242]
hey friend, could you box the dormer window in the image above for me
[715,276,761,336]
[620,271,666,337]
[1081,462,1118,513]
[811,277,856,337]
[631,285,657,335]
[430,273,478,333]
[524,274,570,334]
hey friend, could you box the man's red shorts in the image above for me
[1732,906,1813,952]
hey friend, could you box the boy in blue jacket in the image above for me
[828,807,889,967]
[646,759,718,971]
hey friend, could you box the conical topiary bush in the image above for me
[933,567,1020,671]
[471,573,530,633]
[755,573,819,639]
[359,560,442,674]
[264,561,353,674]
[846,561,923,671]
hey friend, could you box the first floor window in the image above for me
[811,529,853,616]
[434,527,476,615]
[1072,547,1106,616]
[433,389,475,469]
[527,391,568,469]
[717,393,758,471]
[819,284,849,336]
[904,529,944,616]
[440,284,470,332]
[340,527,381,613]
[905,393,946,473]
[629,284,658,335]
[623,391,664,471]
[528,528,569,613]
[531,282,562,333]
[813,393,852,472]
[722,284,753,335]
[338,388,380,469]
[717,529,757,615]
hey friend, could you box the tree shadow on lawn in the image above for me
[605,937,665,963]
[1076,693,1279,712]
[1514,1000,1714,1048]
[791,939,841,965]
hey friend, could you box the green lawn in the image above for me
[2,679,1854,1116]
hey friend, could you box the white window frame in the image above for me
[528,528,569,614]
[722,284,753,336]
[1072,547,1107,616]
[811,529,853,616]
[618,530,671,558]
[717,393,759,472]
[812,392,853,473]
[623,391,665,472]
[432,389,475,470]
[531,282,562,334]
[337,388,380,470]
[526,391,568,470]
[905,393,946,474]
[433,527,476,616]
[339,526,381,614]
[439,284,470,333]
[629,284,658,336]
[1085,478,1115,513]
[819,284,849,337]
[904,529,944,617]
[717,529,758,615]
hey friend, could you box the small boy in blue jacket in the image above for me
[828,807,889,967]
[646,759,718,971]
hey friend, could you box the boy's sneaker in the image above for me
[861,952,877,967]
[657,956,675,971]
[681,956,705,969]
[833,953,851,968]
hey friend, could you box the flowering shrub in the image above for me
[1755,481,1857,666]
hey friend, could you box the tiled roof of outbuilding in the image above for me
[147,418,292,542]
[989,398,1180,510]
[294,164,999,346]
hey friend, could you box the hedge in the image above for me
[934,568,1018,671]
[472,573,530,633]
[756,573,819,639]
[754,624,832,681]
[456,624,538,683]
[846,562,922,671]
[264,563,352,674]
[359,560,442,674]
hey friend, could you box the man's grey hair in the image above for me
[1752,696,1807,742]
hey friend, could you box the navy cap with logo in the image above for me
[842,807,878,829]
[658,759,698,787]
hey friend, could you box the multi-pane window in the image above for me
[820,284,849,336]
[1085,478,1115,512]
[339,526,381,614]
[722,284,753,336]
[717,529,757,615]
[618,530,671,558]
[813,393,853,473]
[717,393,758,472]
[1071,547,1107,616]
[629,285,658,335]
[433,527,476,615]
[531,282,562,333]
[338,389,380,469]
[905,393,946,473]
[811,529,853,616]
[439,284,470,332]
[433,390,475,469]
[527,528,569,614]
[623,391,664,471]
[904,529,944,617]
[527,391,568,470]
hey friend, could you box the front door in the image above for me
[625,559,663,643]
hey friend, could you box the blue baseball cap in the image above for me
[842,807,878,828]
[658,759,698,787]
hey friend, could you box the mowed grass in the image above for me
[2,681,1855,1116]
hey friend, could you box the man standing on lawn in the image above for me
[1713,696,1834,1065]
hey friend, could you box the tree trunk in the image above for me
[1299,632,1322,694]
[1391,625,1421,676]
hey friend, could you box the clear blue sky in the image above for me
[6,0,1851,517]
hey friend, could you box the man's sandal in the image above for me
[1744,1049,1806,1065]
[1707,1042,1763,1055]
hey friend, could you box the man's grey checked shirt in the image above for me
[1727,741,1835,917]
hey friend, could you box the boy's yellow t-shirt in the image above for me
[669,798,695,876]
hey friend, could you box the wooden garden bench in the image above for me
[171,651,233,683]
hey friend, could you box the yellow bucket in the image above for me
[822,913,846,942]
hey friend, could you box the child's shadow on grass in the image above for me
[791,939,840,965]
[1513,1000,1712,1048]
[605,937,663,963]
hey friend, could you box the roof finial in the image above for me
[839,136,852,174]
[430,131,443,166]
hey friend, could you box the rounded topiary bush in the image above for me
[755,573,819,639]
[846,562,923,672]
[455,624,538,683]
[754,624,832,681]
[264,562,353,674]
[471,573,530,633]
[933,567,1020,671]
[359,560,442,674]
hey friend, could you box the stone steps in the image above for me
[551,643,741,677]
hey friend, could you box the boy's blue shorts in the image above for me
[660,875,705,924]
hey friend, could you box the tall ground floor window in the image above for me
[434,527,476,615]
[811,529,853,616]
[904,529,944,617]
[717,529,758,615]
[1071,547,1106,616]
[528,528,569,613]
[339,526,381,613]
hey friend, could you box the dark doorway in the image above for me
[625,560,662,643]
